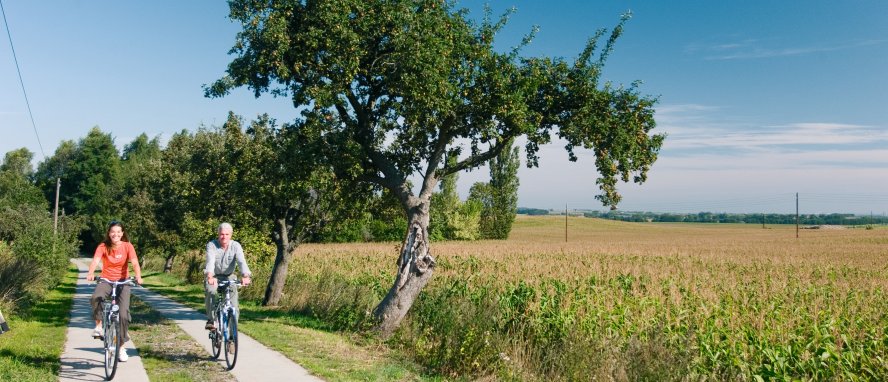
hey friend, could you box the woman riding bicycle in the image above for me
[87,220,143,362]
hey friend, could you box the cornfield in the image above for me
[243,216,888,380]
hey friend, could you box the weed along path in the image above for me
[60,258,150,382]
[65,258,323,382]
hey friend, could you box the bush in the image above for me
[0,205,81,311]
[0,243,45,313]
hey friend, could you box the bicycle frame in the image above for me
[209,279,242,370]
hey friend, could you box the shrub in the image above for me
[0,205,81,311]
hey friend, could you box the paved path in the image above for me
[63,257,323,382]
[132,285,323,381]
[59,258,149,382]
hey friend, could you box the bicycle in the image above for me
[208,279,243,370]
[93,277,137,381]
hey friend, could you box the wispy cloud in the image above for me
[507,103,888,213]
[616,103,888,170]
[666,123,888,153]
[686,39,887,60]
[656,104,886,146]
[662,121,886,151]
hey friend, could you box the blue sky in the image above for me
[2,1,887,215]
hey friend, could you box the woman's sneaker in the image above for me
[92,325,103,338]
[118,349,129,362]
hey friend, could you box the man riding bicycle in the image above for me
[204,222,252,330]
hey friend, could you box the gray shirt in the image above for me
[204,239,251,278]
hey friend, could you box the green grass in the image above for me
[128,296,235,382]
[140,270,433,381]
[0,265,77,382]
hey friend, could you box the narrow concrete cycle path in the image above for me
[66,257,323,382]
[132,286,323,381]
[59,258,149,382]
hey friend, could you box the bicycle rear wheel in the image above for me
[104,316,120,380]
[223,309,238,370]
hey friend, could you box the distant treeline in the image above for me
[583,211,888,225]
[517,208,887,225]
[517,207,550,216]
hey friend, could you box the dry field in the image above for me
[259,216,888,380]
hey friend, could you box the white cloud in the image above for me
[505,103,888,213]
[686,39,888,60]
[655,104,888,153]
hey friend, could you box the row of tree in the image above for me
[16,113,520,297]
[586,210,888,225]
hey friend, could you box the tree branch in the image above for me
[440,141,507,178]
[419,119,454,199]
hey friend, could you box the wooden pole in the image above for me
[53,177,60,235]
[795,192,799,239]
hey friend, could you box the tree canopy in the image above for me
[207,0,663,209]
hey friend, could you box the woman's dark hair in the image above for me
[102,220,130,250]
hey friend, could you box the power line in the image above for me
[1,0,45,159]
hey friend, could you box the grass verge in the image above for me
[0,264,77,382]
[128,296,235,382]
[140,271,433,381]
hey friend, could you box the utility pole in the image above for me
[795,192,799,239]
[762,213,765,229]
[53,178,60,235]
[564,203,568,242]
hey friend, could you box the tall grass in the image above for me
[0,243,47,313]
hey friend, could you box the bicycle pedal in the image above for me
[93,334,104,340]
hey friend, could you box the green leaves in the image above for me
[212,0,663,211]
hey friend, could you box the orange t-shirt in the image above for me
[94,242,137,281]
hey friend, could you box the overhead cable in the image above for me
[1,0,46,159]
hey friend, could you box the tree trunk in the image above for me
[163,253,175,273]
[372,208,436,338]
[263,218,292,306]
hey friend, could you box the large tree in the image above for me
[120,134,163,264]
[430,153,480,241]
[0,148,45,215]
[223,113,350,306]
[35,127,124,247]
[207,0,664,337]
[471,140,520,239]
[34,140,76,213]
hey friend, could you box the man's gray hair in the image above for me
[218,222,234,232]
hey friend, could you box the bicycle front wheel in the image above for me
[223,309,238,370]
[105,317,120,380]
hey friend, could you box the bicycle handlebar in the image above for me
[97,277,140,287]
[216,279,246,287]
